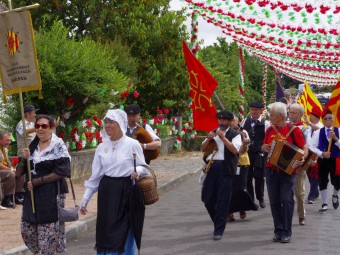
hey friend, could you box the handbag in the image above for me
[57,178,79,222]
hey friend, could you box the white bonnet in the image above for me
[104,109,128,134]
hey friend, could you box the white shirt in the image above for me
[204,127,242,161]
[81,135,147,207]
[310,126,340,158]
[16,120,36,157]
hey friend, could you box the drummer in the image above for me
[124,104,161,164]
[262,102,308,244]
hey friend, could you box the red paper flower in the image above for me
[133,90,139,98]
[12,157,19,167]
[77,140,82,150]
[163,108,169,114]
[93,116,102,126]
[58,133,64,140]
[85,119,93,127]
[85,132,93,141]
[120,91,129,99]
[95,131,101,140]
[156,109,163,114]
[66,97,74,107]
[177,136,182,141]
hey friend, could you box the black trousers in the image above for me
[247,151,265,202]
[318,157,340,191]
[202,162,234,236]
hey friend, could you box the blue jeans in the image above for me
[307,175,319,201]
[265,168,296,237]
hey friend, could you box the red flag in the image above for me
[324,78,340,127]
[182,41,218,132]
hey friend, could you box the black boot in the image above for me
[1,195,15,208]
[15,193,24,204]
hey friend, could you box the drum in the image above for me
[268,138,304,175]
[137,167,159,205]
[301,149,318,172]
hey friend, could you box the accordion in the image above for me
[300,149,318,172]
[267,139,304,175]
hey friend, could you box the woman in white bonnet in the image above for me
[80,109,147,255]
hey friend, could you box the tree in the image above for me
[16,0,190,115]
[0,21,133,133]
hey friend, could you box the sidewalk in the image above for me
[0,151,203,255]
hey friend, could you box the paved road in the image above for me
[65,172,340,255]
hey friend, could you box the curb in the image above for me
[2,168,201,255]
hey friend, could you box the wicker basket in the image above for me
[137,168,159,205]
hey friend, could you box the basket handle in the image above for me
[145,166,157,187]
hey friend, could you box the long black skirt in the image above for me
[96,176,141,253]
[229,166,258,213]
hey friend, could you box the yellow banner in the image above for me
[0,10,41,95]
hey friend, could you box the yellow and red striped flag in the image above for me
[297,81,323,118]
[324,78,340,127]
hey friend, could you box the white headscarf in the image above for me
[104,109,128,134]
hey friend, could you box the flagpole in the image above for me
[213,91,224,110]
[7,0,36,213]
[327,104,339,153]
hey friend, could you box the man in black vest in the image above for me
[201,110,242,241]
[242,102,270,208]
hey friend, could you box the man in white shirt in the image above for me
[201,110,242,241]
[310,110,340,213]
[124,104,161,164]
[15,105,36,203]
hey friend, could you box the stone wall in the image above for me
[70,137,176,180]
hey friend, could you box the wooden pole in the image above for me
[7,0,36,213]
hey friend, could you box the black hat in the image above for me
[24,105,36,113]
[124,104,141,115]
[215,110,234,120]
[248,102,264,108]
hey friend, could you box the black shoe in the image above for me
[272,234,281,242]
[213,235,222,241]
[319,204,328,213]
[259,200,266,208]
[15,196,24,205]
[332,195,339,209]
[1,197,15,208]
[281,235,291,243]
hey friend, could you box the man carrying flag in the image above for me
[182,40,218,132]
[297,81,323,118]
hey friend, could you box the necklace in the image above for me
[40,135,52,144]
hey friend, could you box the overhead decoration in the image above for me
[183,0,340,86]
[190,11,199,55]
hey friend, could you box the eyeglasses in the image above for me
[35,124,50,129]
[323,117,333,120]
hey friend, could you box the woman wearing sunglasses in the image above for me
[17,114,71,254]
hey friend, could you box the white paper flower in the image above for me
[82,120,87,128]
[75,133,80,142]
[63,112,71,120]
[108,103,115,108]
[82,140,86,148]
[59,120,65,128]
[83,97,89,104]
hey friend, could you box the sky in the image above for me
[170,0,226,46]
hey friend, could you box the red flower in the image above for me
[120,91,129,99]
[85,132,93,141]
[93,116,102,126]
[12,157,19,167]
[163,108,169,114]
[58,133,64,140]
[71,127,78,136]
[127,83,131,88]
[142,118,147,124]
[177,136,182,141]
[77,141,82,150]
[85,119,93,127]
[133,90,139,98]
[96,131,101,140]
[66,97,74,107]
[156,109,163,114]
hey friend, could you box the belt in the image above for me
[212,160,224,164]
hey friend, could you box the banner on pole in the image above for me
[0,10,41,95]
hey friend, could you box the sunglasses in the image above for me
[35,124,50,129]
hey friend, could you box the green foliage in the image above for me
[18,0,190,115]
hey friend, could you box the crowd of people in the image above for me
[1,99,339,253]
[201,100,340,244]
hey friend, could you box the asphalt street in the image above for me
[65,172,340,255]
